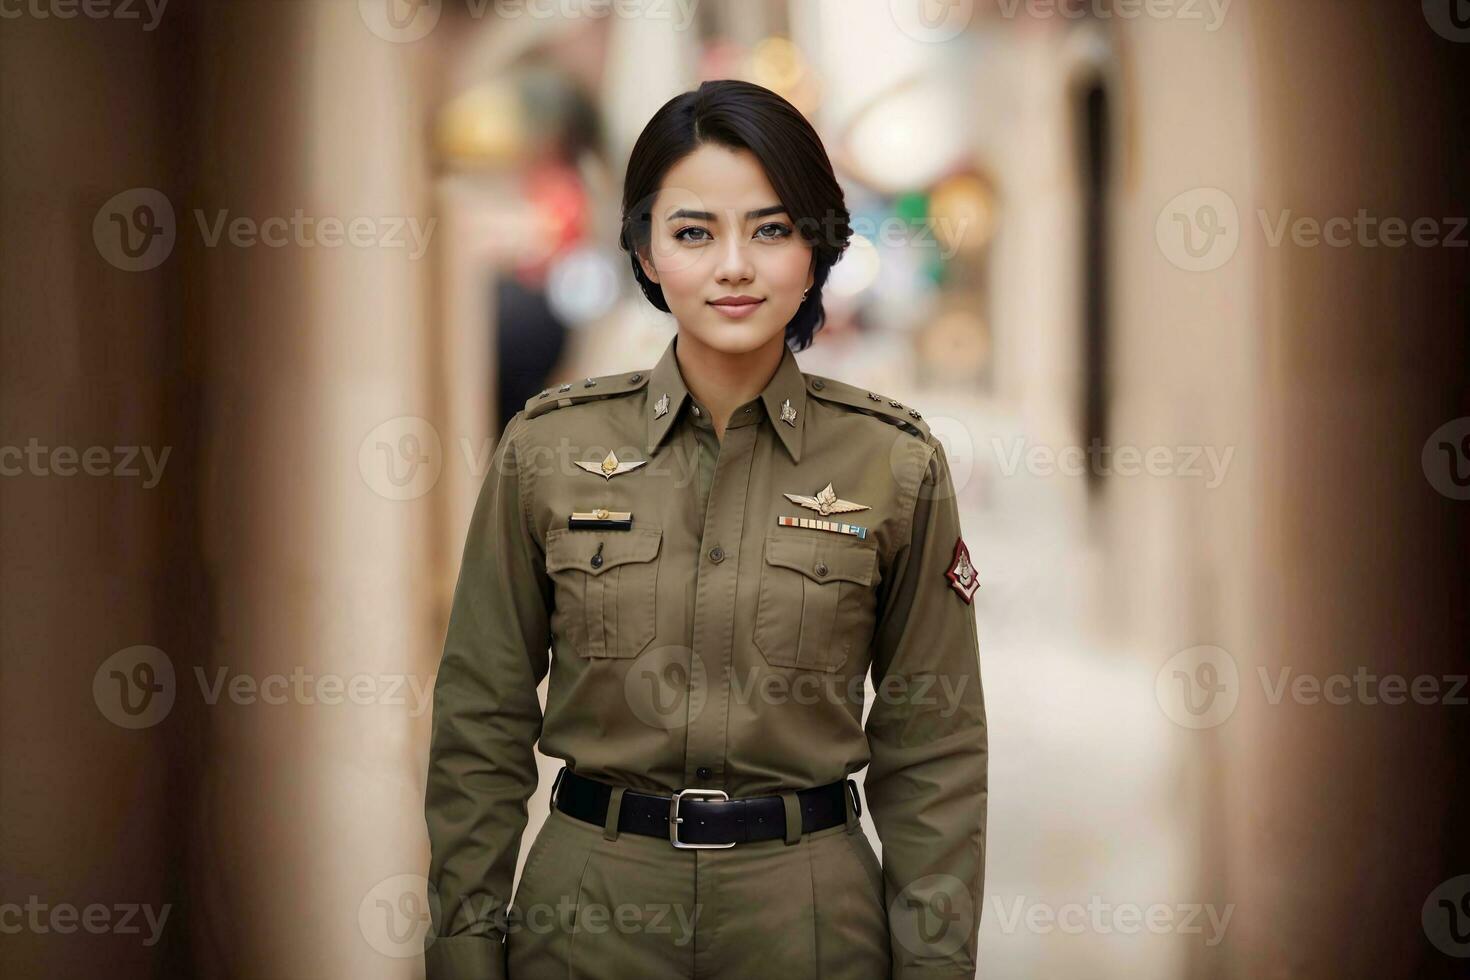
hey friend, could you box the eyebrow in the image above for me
[665,205,789,222]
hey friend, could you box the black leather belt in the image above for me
[550,766,860,848]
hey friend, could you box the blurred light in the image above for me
[698,38,747,82]
[869,233,940,334]
[546,246,621,327]
[826,234,881,298]
[749,36,805,93]
[930,171,998,255]
[435,82,524,169]
[511,163,589,287]
[917,306,989,381]
[841,78,966,194]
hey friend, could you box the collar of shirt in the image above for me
[644,333,807,463]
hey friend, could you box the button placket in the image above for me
[682,421,758,788]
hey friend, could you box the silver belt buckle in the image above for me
[669,788,735,848]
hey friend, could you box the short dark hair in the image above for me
[618,79,852,351]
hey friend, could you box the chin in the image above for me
[682,314,788,355]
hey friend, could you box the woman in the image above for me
[424,79,988,980]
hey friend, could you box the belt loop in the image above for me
[780,790,802,845]
[844,779,860,832]
[603,785,625,841]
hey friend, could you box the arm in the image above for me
[424,410,551,980]
[865,436,989,978]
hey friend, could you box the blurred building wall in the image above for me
[2,2,445,978]
[0,13,199,979]
[1228,2,1469,976]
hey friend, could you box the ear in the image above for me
[637,246,661,285]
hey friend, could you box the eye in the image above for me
[673,226,711,243]
[754,222,793,240]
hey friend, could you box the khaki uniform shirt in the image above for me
[425,334,988,979]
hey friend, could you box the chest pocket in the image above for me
[545,527,662,659]
[752,531,879,673]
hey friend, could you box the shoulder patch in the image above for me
[803,374,931,441]
[524,369,651,419]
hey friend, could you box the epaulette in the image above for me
[803,373,931,441]
[524,369,651,419]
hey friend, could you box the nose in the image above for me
[714,229,754,285]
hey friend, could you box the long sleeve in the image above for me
[424,409,552,980]
[864,436,989,978]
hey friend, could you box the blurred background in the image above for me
[3,0,1468,977]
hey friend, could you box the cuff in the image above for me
[894,966,976,979]
[424,933,506,980]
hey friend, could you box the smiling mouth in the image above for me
[707,298,765,319]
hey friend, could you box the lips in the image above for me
[707,296,765,320]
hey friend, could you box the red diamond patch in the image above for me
[945,536,980,604]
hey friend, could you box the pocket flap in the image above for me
[546,527,662,576]
[764,532,875,587]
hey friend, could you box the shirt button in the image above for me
[709,546,725,563]
[814,561,828,577]
[696,766,712,779]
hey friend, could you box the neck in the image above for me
[674,331,785,437]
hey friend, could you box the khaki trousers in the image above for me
[505,788,890,979]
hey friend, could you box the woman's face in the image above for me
[637,143,815,356]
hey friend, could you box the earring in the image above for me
[802,287,811,300]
